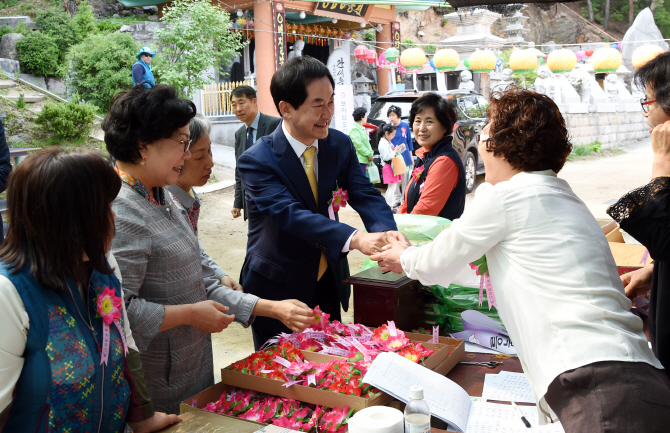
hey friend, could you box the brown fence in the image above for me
[201,80,254,117]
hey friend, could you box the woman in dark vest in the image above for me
[398,92,466,220]
[0,149,179,432]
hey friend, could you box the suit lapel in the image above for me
[317,134,337,215]
[257,113,267,137]
[274,125,319,213]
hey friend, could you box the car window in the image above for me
[457,96,483,118]
[368,101,414,122]
[445,98,467,121]
[476,96,489,117]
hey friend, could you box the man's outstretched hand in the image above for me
[370,232,412,274]
[350,230,409,255]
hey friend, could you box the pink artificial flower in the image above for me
[312,306,330,331]
[329,188,349,213]
[411,166,425,183]
[285,360,316,377]
[95,287,122,325]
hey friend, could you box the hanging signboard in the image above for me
[333,84,355,134]
[392,21,402,85]
[326,48,351,86]
[316,2,369,18]
[272,2,286,70]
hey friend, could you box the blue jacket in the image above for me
[0,263,132,433]
[237,123,396,309]
[390,121,414,167]
[132,61,155,89]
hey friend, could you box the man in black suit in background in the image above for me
[231,86,281,219]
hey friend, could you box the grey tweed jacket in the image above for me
[111,184,259,414]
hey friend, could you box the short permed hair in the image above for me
[634,51,670,116]
[231,85,257,100]
[102,84,196,163]
[387,105,402,118]
[486,86,572,173]
[0,148,121,290]
[270,56,335,116]
[409,93,457,138]
[189,114,212,146]
[352,107,367,122]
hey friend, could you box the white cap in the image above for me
[409,386,424,400]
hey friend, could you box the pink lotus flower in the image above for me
[319,406,352,432]
[372,324,409,351]
[285,360,316,377]
[329,188,349,213]
[411,166,425,183]
[95,287,122,325]
[330,320,347,335]
[312,306,330,331]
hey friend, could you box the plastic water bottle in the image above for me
[404,386,430,433]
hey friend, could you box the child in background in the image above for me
[378,123,404,209]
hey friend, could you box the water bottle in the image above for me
[404,386,430,433]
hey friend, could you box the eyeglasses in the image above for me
[641,98,657,114]
[167,137,192,153]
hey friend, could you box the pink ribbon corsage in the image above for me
[411,166,424,183]
[327,188,348,220]
[95,287,128,365]
[469,256,497,310]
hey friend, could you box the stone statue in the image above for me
[287,39,305,60]
[604,73,619,101]
[492,68,514,93]
[568,66,592,104]
[458,70,475,90]
[534,65,556,99]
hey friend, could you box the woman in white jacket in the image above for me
[377,123,404,209]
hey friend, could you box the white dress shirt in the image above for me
[400,170,663,423]
[282,122,355,252]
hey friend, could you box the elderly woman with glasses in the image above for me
[372,87,670,433]
[104,85,314,414]
[608,51,670,379]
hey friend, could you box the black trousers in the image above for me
[251,269,342,351]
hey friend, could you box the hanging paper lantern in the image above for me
[355,45,368,60]
[509,49,538,74]
[399,48,426,70]
[468,49,496,73]
[365,49,378,64]
[236,17,247,26]
[632,45,666,69]
[433,48,459,71]
[546,48,577,73]
[538,58,545,65]
[591,47,622,73]
[464,59,470,69]
[576,50,585,60]
[585,49,594,57]
[385,47,400,63]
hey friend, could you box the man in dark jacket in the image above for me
[0,119,12,243]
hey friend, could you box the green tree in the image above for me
[73,1,97,41]
[36,8,76,62]
[16,32,60,76]
[36,94,98,140]
[154,0,245,98]
[62,32,137,110]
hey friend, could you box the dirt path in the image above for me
[202,136,654,380]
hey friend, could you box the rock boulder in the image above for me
[0,33,25,61]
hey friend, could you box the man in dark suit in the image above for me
[238,56,404,349]
[231,86,281,219]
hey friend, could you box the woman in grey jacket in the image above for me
[103,84,315,414]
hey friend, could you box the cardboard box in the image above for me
[221,351,393,412]
[402,333,465,376]
[602,220,650,275]
[180,381,266,428]
[165,409,265,432]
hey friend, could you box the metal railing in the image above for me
[201,80,254,117]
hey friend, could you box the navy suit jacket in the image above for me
[237,123,396,307]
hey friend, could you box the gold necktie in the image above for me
[304,146,328,281]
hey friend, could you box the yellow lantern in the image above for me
[509,49,538,73]
[632,45,665,69]
[591,47,622,73]
[433,48,459,71]
[469,49,496,73]
[546,48,577,73]
[400,48,426,70]
[236,17,247,26]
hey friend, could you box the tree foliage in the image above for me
[62,33,137,110]
[73,1,97,41]
[16,32,60,76]
[580,0,670,37]
[153,0,246,98]
[35,8,76,62]
[36,94,98,140]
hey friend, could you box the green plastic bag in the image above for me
[429,284,504,333]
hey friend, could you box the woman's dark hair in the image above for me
[103,84,197,163]
[486,86,572,173]
[381,123,397,136]
[409,92,457,137]
[352,107,367,122]
[387,105,402,118]
[634,51,670,116]
[0,148,122,290]
[270,56,335,116]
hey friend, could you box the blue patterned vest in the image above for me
[1,263,130,433]
[131,61,155,89]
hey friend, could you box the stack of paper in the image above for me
[482,371,536,404]
[465,402,564,433]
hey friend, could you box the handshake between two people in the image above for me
[351,230,412,275]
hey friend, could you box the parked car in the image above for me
[366,90,488,193]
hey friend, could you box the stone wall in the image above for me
[210,119,243,147]
[565,112,649,147]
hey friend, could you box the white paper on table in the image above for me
[464,342,512,355]
[363,352,472,432]
[482,371,536,404]
[465,402,564,433]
